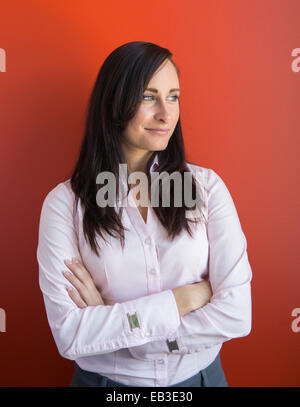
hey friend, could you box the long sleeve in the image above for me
[174,168,252,352]
[127,168,253,358]
[36,183,181,361]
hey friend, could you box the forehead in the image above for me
[147,60,179,88]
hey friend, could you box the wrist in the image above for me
[172,286,193,317]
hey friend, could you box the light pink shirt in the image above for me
[36,153,252,387]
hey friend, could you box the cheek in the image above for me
[172,110,180,126]
[129,111,147,131]
[126,116,142,133]
[137,110,152,126]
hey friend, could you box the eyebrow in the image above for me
[145,88,180,93]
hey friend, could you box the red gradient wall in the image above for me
[0,0,299,386]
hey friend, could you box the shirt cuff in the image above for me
[121,289,181,343]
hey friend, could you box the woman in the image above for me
[37,41,252,387]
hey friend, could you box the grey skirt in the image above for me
[69,351,228,387]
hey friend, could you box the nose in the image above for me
[154,100,172,122]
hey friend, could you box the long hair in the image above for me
[68,41,205,257]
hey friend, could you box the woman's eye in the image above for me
[143,95,153,101]
[143,95,179,101]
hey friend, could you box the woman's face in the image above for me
[121,59,180,155]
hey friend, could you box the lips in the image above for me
[145,128,169,134]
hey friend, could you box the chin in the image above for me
[150,143,168,151]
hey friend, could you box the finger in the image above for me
[63,259,105,307]
[66,286,88,308]
[64,258,94,286]
[63,270,94,306]
[62,270,86,293]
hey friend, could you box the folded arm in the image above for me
[127,168,253,358]
[37,182,181,360]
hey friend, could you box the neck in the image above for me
[122,148,154,176]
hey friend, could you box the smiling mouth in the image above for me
[145,128,169,135]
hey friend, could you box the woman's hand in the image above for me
[172,280,213,317]
[63,258,105,308]
[189,280,213,310]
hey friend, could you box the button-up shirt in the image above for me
[36,153,252,387]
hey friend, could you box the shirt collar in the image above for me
[149,152,159,174]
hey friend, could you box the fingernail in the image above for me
[63,271,71,277]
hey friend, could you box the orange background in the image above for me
[0,0,299,386]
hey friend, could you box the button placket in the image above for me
[143,236,161,294]
[145,236,151,245]
[149,267,157,275]
[155,357,168,386]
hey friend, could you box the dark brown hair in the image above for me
[68,41,205,256]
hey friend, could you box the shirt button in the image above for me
[149,268,157,275]
[158,359,164,364]
[145,332,151,337]
[145,237,151,245]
